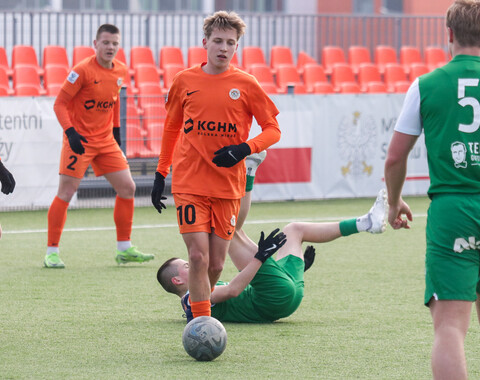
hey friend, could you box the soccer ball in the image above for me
[182,316,227,361]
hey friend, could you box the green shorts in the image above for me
[425,194,480,306]
[250,255,305,321]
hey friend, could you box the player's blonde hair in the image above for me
[447,0,480,47]
[203,11,246,41]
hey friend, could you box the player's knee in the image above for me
[208,262,224,279]
[188,250,208,269]
[282,222,302,240]
[116,180,136,198]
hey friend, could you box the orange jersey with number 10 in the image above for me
[157,64,281,200]
[60,56,127,143]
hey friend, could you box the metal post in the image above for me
[119,86,127,156]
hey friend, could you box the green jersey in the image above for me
[420,55,480,195]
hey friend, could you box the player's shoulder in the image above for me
[113,58,128,73]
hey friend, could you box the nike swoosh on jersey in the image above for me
[187,90,199,96]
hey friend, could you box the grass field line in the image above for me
[4,212,428,235]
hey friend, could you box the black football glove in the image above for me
[151,171,167,213]
[254,228,287,263]
[65,127,88,155]
[113,127,121,147]
[212,143,251,168]
[0,161,15,195]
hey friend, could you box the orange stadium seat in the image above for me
[115,47,135,77]
[321,46,346,75]
[409,62,429,81]
[365,81,387,93]
[137,83,164,110]
[0,47,13,77]
[384,63,408,92]
[393,81,412,93]
[270,46,294,73]
[143,103,166,153]
[249,63,276,86]
[242,46,268,72]
[43,45,69,71]
[357,63,382,91]
[12,45,44,76]
[159,46,185,72]
[230,53,242,69]
[313,82,334,94]
[330,63,356,90]
[44,66,68,96]
[188,46,207,67]
[259,83,279,94]
[348,45,371,75]
[339,82,361,93]
[425,46,448,71]
[130,46,161,77]
[275,65,302,93]
[134,65,161,87]
[302,64,328,93]
[0,67,13,95]
[400,46,423,74]
[162,64,184,90]
[126,105,154,158]
[13,66,46,96]
[72,46,95,66]
[296,51,317,76]
[374,45,397,75]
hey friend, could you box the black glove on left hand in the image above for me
[113,127,121,147]
[254,228,287,263]
[0,161,15,195]
[212,143,251,168]
[151,172,167,213]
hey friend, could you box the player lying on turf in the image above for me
[157,187,388,323]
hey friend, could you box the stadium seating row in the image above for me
[0,44,449,97]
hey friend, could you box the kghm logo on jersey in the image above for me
[184,118,237,137]
[229,88,240,100]
[84,99,115,111]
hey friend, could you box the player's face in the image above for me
[174,259,189,284]
[94,32,120,68]
[203,27,238,74]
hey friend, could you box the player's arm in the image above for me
[211,229,286,303]
[0,158,15,195]
[151,82,183,213]
[54,89,88,155]
[113,100,121,147]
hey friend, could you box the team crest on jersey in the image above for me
[230,215,236,226]
[117,77,123,86]
[229,88,240,100]
[67,71,79,84]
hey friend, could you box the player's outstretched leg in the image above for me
[115,246,154,264]
[358,189,388,234]
[303,245,316,272]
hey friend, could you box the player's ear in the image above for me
[202,38,207,48]
[172,276,183,286]
[447,27,454,43]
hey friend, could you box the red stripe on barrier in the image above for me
[255,147,312,183]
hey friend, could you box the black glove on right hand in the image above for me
[254,228,287,263]
[151,172,167,213]
[65,127,88,155]
[0,161,15,194]
[212,142,251,168]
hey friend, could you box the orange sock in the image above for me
[191,300,211,318]
[114,196,134,241]
[47,196,69,247]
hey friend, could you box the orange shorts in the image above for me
[173,193,241,240]
[59,136,129,179]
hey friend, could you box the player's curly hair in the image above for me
[203,10,246,41]
[447,0,480,47]
[157,257,183,296]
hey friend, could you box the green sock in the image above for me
[339,218,359,236]
[246,175,255,192]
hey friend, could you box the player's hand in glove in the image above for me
[151,172,167,213]
[65,127,88,155]
[113,127,121,147]
[212,143,251,168]
[0,161,15,194]
[254,228,287,263]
